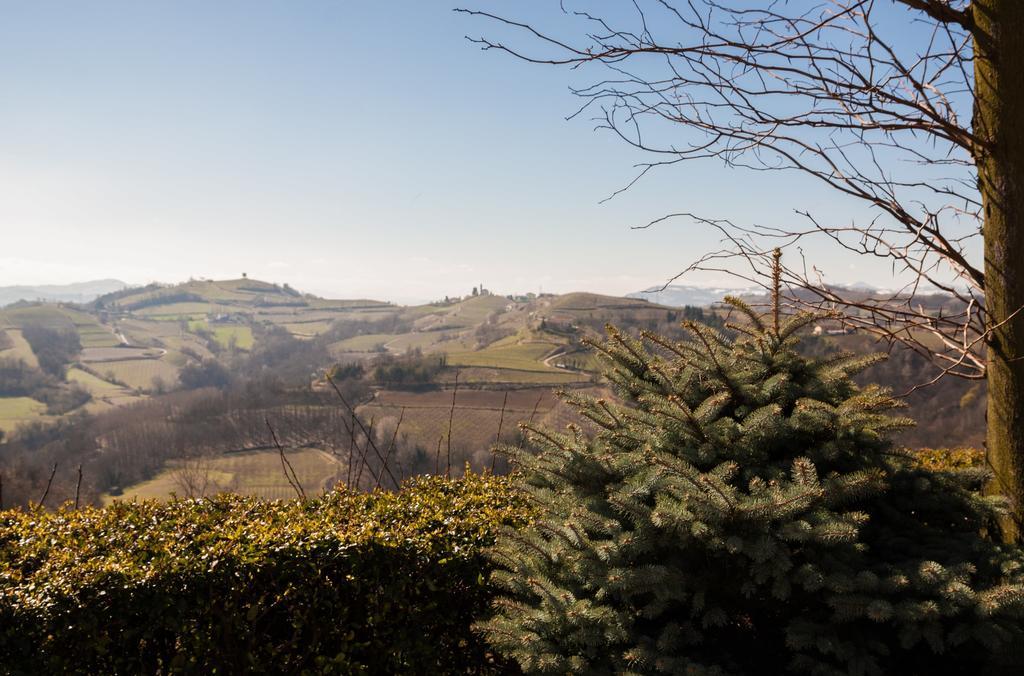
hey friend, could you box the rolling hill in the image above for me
[0,279,127,308]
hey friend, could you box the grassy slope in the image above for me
[97,359,180,390]
[0,329,40,368]
[0,397,47,433]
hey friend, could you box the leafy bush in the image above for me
[480,299,1024,675]
[177,357,231,390]
[0,473,529,674]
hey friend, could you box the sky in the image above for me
[0,1,973,304]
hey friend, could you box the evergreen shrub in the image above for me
[0,473,528,675]
[479,299,1024,675]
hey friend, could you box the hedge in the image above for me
[0,473,529,675]
[913,446,985,472]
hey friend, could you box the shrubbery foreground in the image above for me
[0,473,528,674]
[3,301,1024,674]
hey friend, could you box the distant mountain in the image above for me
[0,279,128,308]
[628,285,765,307]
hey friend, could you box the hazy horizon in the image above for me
[1,1,975,301]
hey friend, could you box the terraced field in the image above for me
[447,367,583,385]
[0,304,119,348]
[382,331,452,352]
[106,447,343,502]
[281,321,335,338]
[136,302,225,319]
[80,346,159,362]
[329,333,396,353]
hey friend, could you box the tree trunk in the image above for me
[975,0,1024,540]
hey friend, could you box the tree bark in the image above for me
[975,0,1024,540]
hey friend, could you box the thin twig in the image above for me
[771,247,782,336]
[375,407,405,490]
[445,371,459,478]
[435,436,443,476]
[491,391,509,473]
[37,462,57,509]
[517,391,546,450]
[324,373,399,488]
[354,416,375,490]
[266,418,306,500]
[346,411,355,489]
[74,464,83,509]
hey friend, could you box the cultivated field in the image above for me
[189,321,254,350]
[106,447,343,502]
[0,304,119,348]
[68,367,125,396]
[330,333,396,353]
[0,397,47,433]
[357,388,560,460]
[446,341,562,373]
[80,346,159,362]
[96,359,180,391]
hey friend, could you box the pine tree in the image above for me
[480,298,1024,675]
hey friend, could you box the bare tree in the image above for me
[460,1,1024,536]
[171,453,217,499]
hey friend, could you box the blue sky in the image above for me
[0,1,951,303]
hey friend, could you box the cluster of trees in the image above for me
[0,326,90,415]
[20,325,80,379]
[0,358,56,398]
[118,292,204,312]
[473,312,515,348]
[370,349,446,388]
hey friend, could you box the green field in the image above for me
[68,367,128,395]
[446,341,562,373]
[212,325,254,350]
[189,321,254,350]
[106,447,343,502]
[0,397,47,433]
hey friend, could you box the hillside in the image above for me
[0,279,698,504]
[0,276,984,507]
